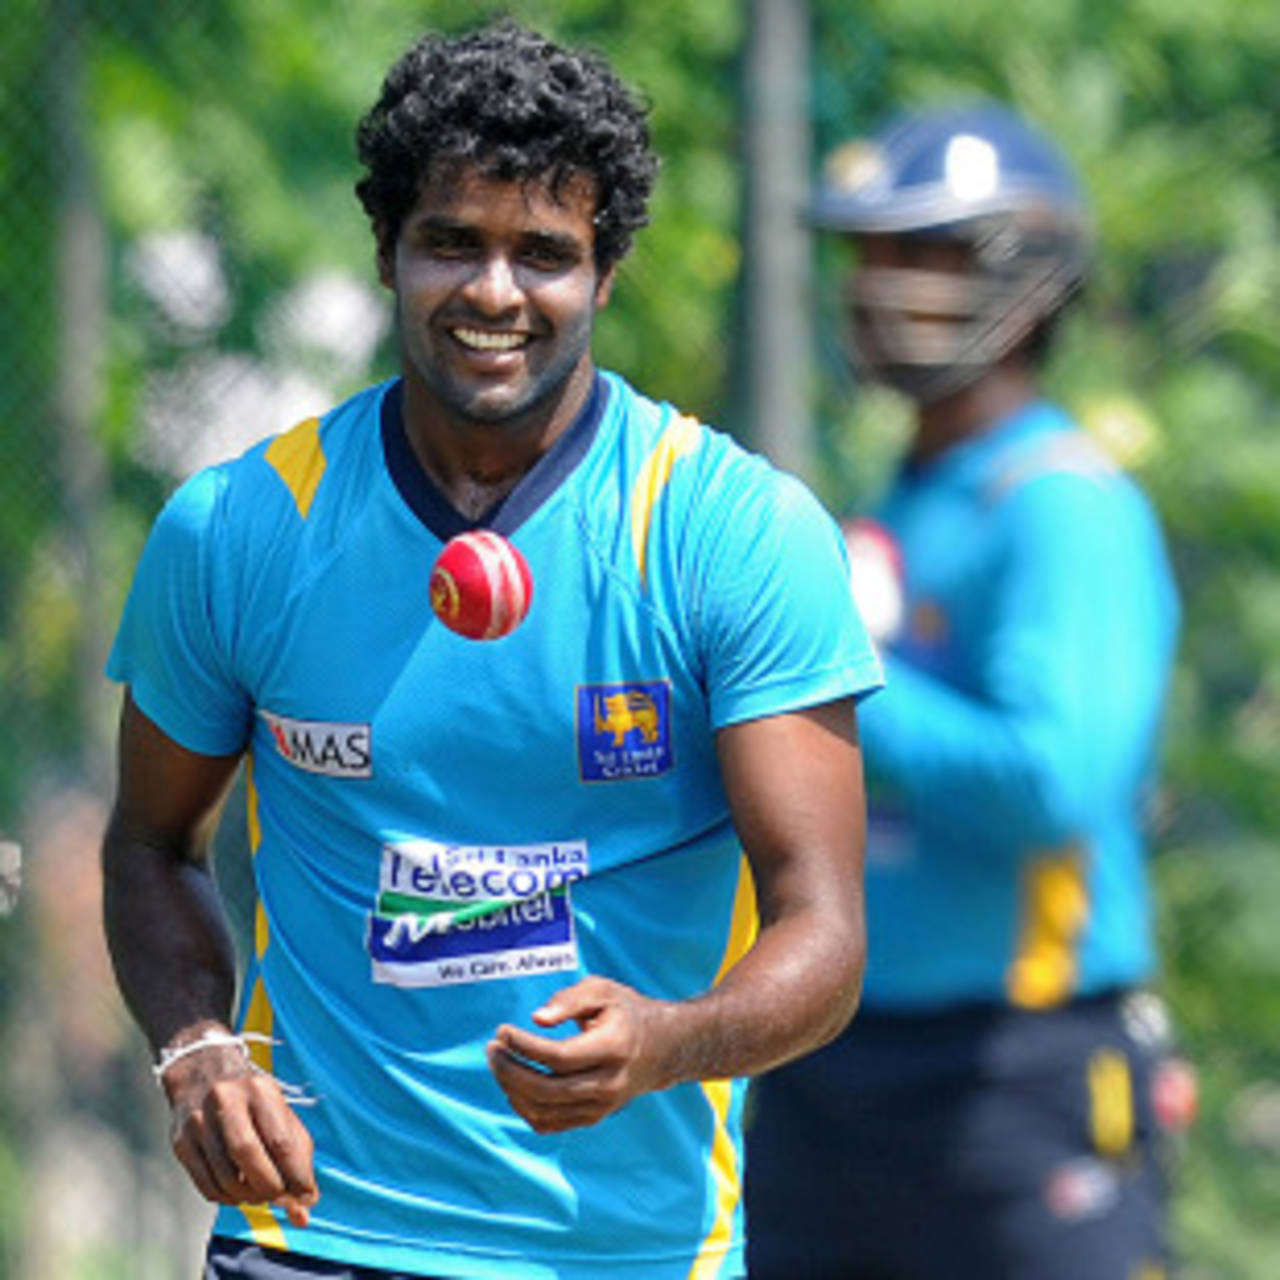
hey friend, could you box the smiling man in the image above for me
[101,19,882,1280]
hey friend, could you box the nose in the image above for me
[463,253,524,315]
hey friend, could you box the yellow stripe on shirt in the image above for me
[245,755,262,855]
[238,1202,288,1250]
[630,414,702,587]
[265,417,326,519]
[237,759,285,1246]
[711,855,759,987]
[242,757,273,1070]
[687,855,759,1279]
[1006,848,1090,1009]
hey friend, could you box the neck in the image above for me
[910,361,1039,465]
[400,361,595,521]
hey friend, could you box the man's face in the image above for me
[380,168,614,427]
[839,231,986,401]
[847,232,973,356]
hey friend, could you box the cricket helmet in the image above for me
[813,101,1092,402]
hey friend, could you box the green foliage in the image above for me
[0,889,33,1271]
[1158,843,1280,1274]
[0,1136,24,1279]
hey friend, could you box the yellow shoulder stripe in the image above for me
[265,417,326,519]
[631,414,702,587]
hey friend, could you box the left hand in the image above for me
[487,976,676,1133]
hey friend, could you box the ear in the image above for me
[594,265,617,309]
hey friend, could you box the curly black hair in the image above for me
[354,19,658,272]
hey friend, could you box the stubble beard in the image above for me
[406,317,594,432]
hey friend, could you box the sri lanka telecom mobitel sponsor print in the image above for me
[366,840,589,988]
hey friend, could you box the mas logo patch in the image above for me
[576,681,673,782]
[367,839,587,988]
[261,710,372,778]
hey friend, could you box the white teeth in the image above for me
[453,328,528,352]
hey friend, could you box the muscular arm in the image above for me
[102,692,242,1049]
[667,696,866,1074]
[102,692,318,1224]
[488,697,866,1131]
[863,472,1178,851]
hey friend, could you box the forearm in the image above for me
[102,811,317,1225]
[655,908,864,1086]
[488,906,863,1133]
[102,814,239,1055]
[670,697,866,1083]
[862,657,1091,848]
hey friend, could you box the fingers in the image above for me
[488,978,671,1133]
[275,1189,319,1229]
[486,1041,623,1133]
[172,1087,251,1206]
[492,978,625,1078]
[493,1022,601,1075]
[247,1084,318,1205]
[530,975,618,1029]
[171,1073,318,1222]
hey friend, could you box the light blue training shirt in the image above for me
[108,370,883,1279]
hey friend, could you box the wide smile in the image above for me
[450,327,532,355]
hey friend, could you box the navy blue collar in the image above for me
[380,374,607,540]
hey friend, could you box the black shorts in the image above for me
[745,992,1174,1280]
[204,1237,441,1280]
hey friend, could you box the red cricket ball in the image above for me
[429,531,533,641]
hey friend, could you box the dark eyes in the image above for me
[419,229,475,258]
[416,229,576,271]
[519,241,576,270]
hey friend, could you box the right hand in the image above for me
[162,1035,319,1228]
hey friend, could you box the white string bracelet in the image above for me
[153,1030,251,1082]
[152,1031,321,1107]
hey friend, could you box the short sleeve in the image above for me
[106,466,253,756]
[697,470,884,729]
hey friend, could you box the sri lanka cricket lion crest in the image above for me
[592,689,660,747]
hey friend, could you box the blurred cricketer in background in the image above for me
[101,17,882,1280]
[746,102,1185,1280]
